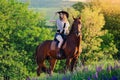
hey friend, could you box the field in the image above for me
[27,60,120,80]
[30,7,60,26]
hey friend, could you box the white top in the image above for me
[56,19,70,35]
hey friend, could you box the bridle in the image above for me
[74,30,81,37]
[73,23,81,37]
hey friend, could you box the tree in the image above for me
[72,2,86,12]
[80,6,105,64]
[89,0,120,59]
[100,32,118,59]
[0,0,53,79]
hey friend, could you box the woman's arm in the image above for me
[56,19,61,33]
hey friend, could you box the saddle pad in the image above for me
[50,41,57,50]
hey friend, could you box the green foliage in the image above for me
[100,32,118,59]
[104,13,120,59]
[0,0,53,79]
[0,48,28,79]
[89,0,120,59]
[80,6,105,64]
[63,8,80,25]
[72,2,86,12]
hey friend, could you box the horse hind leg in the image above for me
[37,62,48,76]
[41,63,48,73]
[48,59,57,76]
[37,63,42,76]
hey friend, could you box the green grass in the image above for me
[29,60,120,80]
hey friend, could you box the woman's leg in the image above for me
[56,35,63,57]
[56,35,63,48]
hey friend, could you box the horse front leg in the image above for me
[48,59,57,76]
[70,57,78,72]
[65,58,72,72]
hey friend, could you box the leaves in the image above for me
[0,0,53,79]
[90,0,120,59]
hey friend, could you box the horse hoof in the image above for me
[48,70,53,76]
[37,71,40,76]
[37,74,40,77]
[37,73,40,76]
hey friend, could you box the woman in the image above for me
[54,11,70,57]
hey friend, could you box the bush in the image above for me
[0,0,53,79]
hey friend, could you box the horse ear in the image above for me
[72,16,75,20]
[79,16,81,19]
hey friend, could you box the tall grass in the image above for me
[28,60,120,80]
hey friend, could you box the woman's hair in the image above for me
[59,15,63,20]
[59,13,68,21]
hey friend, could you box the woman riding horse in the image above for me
[54,11,70,58]
[35,16,82,76]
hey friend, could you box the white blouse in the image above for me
[56,19,70,35]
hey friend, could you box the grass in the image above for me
[28,60,120,80]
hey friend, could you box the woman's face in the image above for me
[59,13,67,20]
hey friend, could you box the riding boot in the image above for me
[56,48,61,58]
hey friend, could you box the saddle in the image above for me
[50,41,57,50]
[50,40,66,51]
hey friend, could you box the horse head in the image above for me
[70,16,82,37]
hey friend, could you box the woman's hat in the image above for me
[57,11,69,18]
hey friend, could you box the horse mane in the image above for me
[69,17,82,36]
[69,21,76,35]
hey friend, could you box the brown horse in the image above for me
[35,17,82,76]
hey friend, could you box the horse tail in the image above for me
[35,42,46,65]
[35,45,39,62]
[35,40,51,65]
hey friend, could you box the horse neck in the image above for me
[68,31,80,45]
[67,23,81,45]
